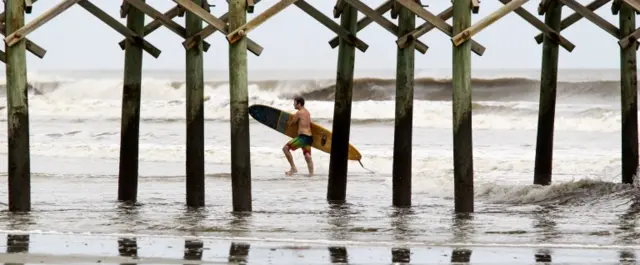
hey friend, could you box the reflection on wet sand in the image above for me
[617,195,640,264]
[450,248,471,263]
[5,234,29,265]
[534,249,551,263]
[228,242,250,264]
[392,248,410,263]
[184,239,203,261]
[451,213,472,264]
[328,247,348,264]
[117,237,137,265]
[451,213,474,243]
[327,203,352,241]
[390,208,411,264]
[532,205,558,264]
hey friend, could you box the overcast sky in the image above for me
[0,0,628,71]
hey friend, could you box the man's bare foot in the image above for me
[285,168,297,176]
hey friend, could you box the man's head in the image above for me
[293,96,305,110]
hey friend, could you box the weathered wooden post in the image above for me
[185,0,205,207]
[327,1,358,203]
[118,1,145,202]
[533,0,562,186]
[618,1,638,184]
[228,0,252,211]
[5,0,31,212]
[452,0,474,212]
[392,3,415,207]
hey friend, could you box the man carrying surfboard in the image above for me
[283,96,314,176]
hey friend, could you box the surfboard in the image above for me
[248,104,362,161]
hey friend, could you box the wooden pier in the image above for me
[2,0,639,213]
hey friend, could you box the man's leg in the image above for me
[303,147,314,176]
[283,138,300,175]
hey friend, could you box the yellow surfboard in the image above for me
[248,104,362,161]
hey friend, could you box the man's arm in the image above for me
[287,111,300,126]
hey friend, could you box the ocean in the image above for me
[0,68,637,263]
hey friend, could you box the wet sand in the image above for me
[0,233,637,264]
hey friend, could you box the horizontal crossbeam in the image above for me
[172,0,264,56]
[294,0,369,52]
[4,0,81,47]
[0,24,47,58]
[498,0,575,52]
[394,0,486,56]
[123,0,211,52]
[328,0,393,48]
[78,0,161,58]
[227,0,298,44]
[344,0,428,53]
[534,0,611,44]
[559,0,620,39]
[397,7,452,49]
[452,0,529,47]
[118,5,181,49]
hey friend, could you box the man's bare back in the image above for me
[295,108,312,136]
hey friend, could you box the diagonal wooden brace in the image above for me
[498,0,575,52]
[622,0,640,13]
[618,0,640,48]
[294,0,368,52]
[226,0,298,44]
[0,50,5,63]
[0,24,46,58]
[4,0,81,47]
[394,0,486,56]
[328,0,393,49]
[343,0,427,53]
[559,0,620,39]
[123,0,211,52]
[172,0,264,56]
[78,0,161,58]
[182,0,263,50]
[397,7,452,49]
[534,0,611,44]
[452,0,529,47]
[118,5,180,49]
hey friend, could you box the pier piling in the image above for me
[618,0,638,184]
[533,0,562,186]
[327,2,358,203]
[185,0,206,207]
[5,0,31,212]
[452,0,474,213]
[392,4,415,207]
[118,1,145,202]
[228,0,252,211]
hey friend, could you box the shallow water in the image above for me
[0,69,638,252]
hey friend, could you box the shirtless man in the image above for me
[283,96,314,176]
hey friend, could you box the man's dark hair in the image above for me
[294,96,305,106]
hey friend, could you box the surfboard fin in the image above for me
[358,159,375,174]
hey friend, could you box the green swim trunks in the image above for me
[286,134,313,155]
